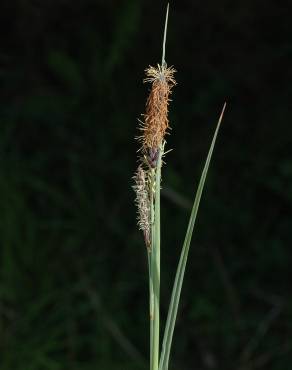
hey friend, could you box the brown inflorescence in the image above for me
[139,64,176,167]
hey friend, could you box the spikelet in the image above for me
[133,165,151,248]
[138,64,176,168]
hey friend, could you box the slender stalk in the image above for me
[151,4,169,368]
[148,252,153,366]
[149,169,155,367]
[150,145,164,370]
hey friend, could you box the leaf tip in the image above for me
[218,102,227,125]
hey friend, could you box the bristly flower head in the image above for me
[138,63,176,164]
[132,165,151,248]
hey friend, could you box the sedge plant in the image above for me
[133,5,226,370]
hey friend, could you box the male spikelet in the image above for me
[139,64,176,168]
[133,165,151,248]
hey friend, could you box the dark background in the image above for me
[1,1,292,369]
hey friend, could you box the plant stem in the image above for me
[151,4,169,368]
[150,146,164,370]
[149,170,155,367]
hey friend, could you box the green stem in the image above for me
[149,171,155,368]
[150,145,164,370]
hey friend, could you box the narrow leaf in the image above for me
[159,103,226,370]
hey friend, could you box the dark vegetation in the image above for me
[0,1,292,369]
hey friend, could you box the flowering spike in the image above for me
[133,166,151,248]
[138,64,176,168]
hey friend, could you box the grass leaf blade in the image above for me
[159,103,226,370]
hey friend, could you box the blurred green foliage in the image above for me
[0,0,292,369]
